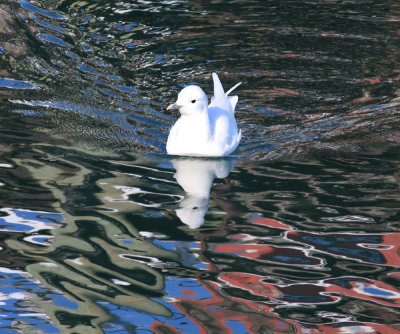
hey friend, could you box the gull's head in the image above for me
[167,85,208,116]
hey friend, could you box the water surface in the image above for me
[1,0,400,333]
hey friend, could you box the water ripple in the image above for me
[1,0,400,332]
[0,78,39,90]
[20,0,66,21]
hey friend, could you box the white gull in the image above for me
[166,73,241,157]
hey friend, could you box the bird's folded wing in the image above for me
[209,73,241,113]
[228,95,238,112]
[209,73,231,112]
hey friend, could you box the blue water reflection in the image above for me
[0,208,62,233]
[0,209,64,333]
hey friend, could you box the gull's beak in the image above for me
[167,102,180,111]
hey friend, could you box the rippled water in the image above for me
[1,0,400,333]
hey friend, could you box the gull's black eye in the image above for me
[191,99,196,103]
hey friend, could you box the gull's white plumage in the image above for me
[166,73,241,157]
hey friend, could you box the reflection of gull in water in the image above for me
[172,158,233,229]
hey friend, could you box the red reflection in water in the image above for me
[152,216,400,333]
[153,279,299,334]
[253,217,400,267]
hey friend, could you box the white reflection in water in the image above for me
[172,158,233,229]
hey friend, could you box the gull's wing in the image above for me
[209,73,241,113]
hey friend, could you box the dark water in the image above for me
[1,0,400,333]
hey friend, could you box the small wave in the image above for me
[0,78,39,90]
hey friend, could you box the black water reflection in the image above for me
[1,0,400,333]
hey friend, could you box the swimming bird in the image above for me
[166,73,241,157]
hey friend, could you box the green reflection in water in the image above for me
[8,144,181,332]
